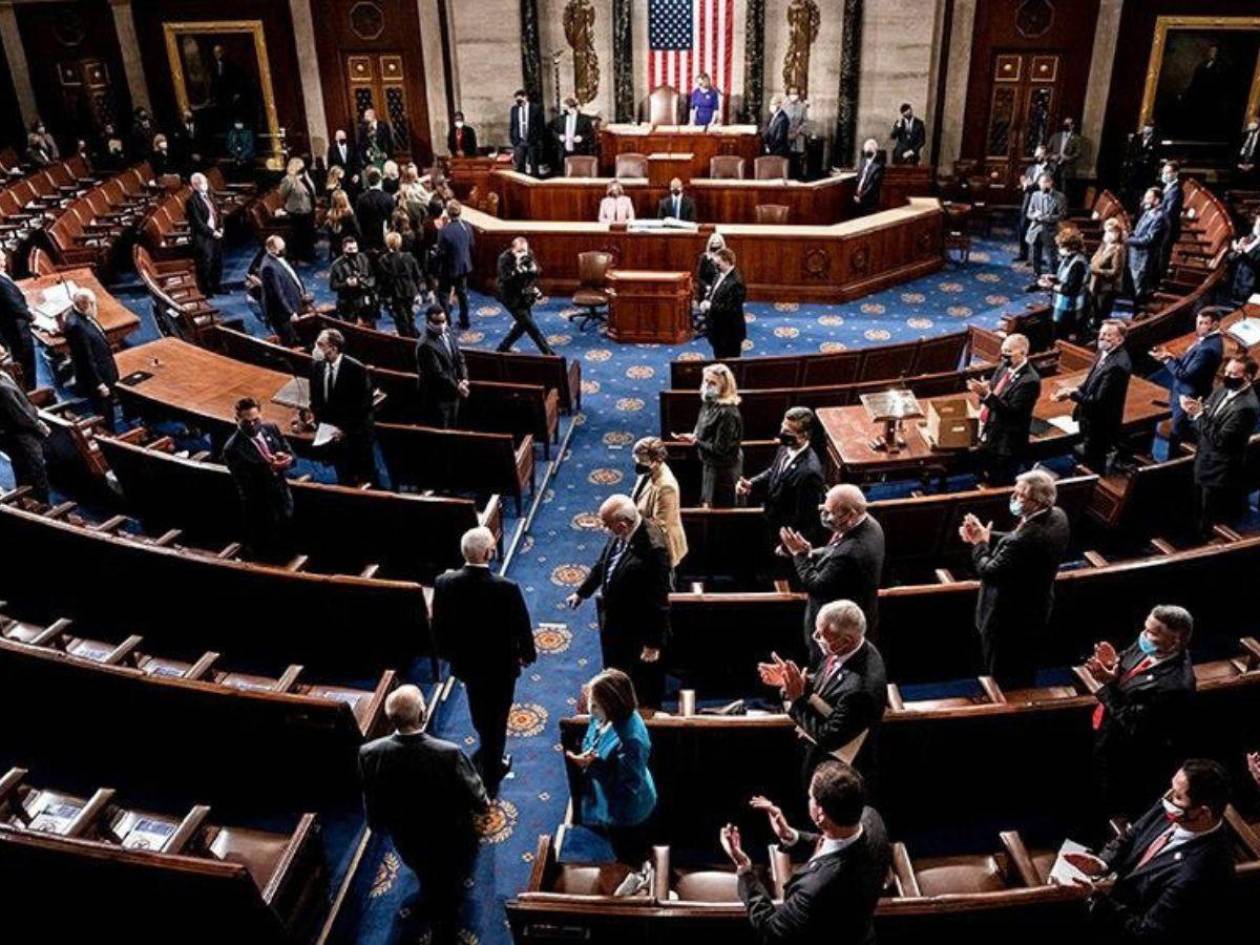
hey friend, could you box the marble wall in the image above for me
[855,0,940,165]
[448,0,525,145]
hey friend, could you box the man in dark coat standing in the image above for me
[496,237,552,355]
[447,112,478,157]
[1052,319,1132,474]
[356,107,394,167]
[737,406,826,555]
[415,306,468,428]
[325,128,362,192]
[186,172,224,296]
[354,167,395,254]
[764,95,791,158]
[258,235,307,346]
[0,254,36,390]
[968,332,1041,485]
[1183,355,1260,536]
[437,200,475,330]
[0,343,51,502]
[890,102,926,164]
[309,327,376,485]
[959,468,1070,688]
[567,494,672,708]
[62,288,118,430]
[432,526,535,792]
[699,248,746,360]
[359,685,488,945]
[1151,309,1224,453]
[508,89,545,175]
[222,396,295,561]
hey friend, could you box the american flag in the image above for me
[648,0,734,110]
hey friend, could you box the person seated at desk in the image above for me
[853,139,884,214]
[689,73,721,126]
[598,181,635,223]
[657,178,696,222]
[447,111,478,157]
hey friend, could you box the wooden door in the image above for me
[345,53,412,161]
[981,52,1063,190]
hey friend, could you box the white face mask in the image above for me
[1104,230,1119,243]
[312,346,328,362]
[454,121,464,128]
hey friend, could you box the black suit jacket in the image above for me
[1193,384,1259,489]
[358,731,488,864]
[416,331,468,407]
[222,422,294,526]
[1092,801,1234,942]
[325,140,362,179]
[981,362,1042,458]
[739,805,890,945]
[497,250,541,310]
[577,520,672,657]
[972,506,1070,645]
[550,112,596,155]
[354,188,395,251]
[789,640,887,776]
[357,120,394,163]
[749,445,825,539]
[509,102,545,146]
[0,273,33,353]
[764,109,791,157]
[1071,347,1132,449]
[657,193,697,221]
[310,355,374,436]
[793,516,885,646]
[432,564,536,683]
[63,311,118,394]
[447,125,479,157]
[890,116,926,162]
[706,269,748,352]
[185,190,220,247]
[855,156,885,212]
[0,371,44,440]
[1094,642,1195,777]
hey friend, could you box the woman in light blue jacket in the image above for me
[566,669,658,896]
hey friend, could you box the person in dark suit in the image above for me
[1052,319,1133,474]
[329,234,377,326]
[890,102,926,165]
[376,231,424,337]
[723,761,890,945]
[437,200,475,329]
[657,178,697,222]
[551,97,596,160]
[62,289,118,430]
[1151,309,1224,453]
[432,526,535,791]
[780,484,884,663]
[1121,123,1160,209]
[566,494,672,708]
[1183,356,1260,536]
[353,167,395,254]
[447,111,478,157]
[1024,172,1066,289]
[258,235,308,346]
[1227,213,1260,304]
[186,172,223,296]
[309,328,376,486]
[356,108,394,167]
[325,129,362,193]
[415,306,469,429]
[1158,161,1183,274]
[222,397,295,561]
[0,255,35,390]
[1086,605,1197,821]
[968,333,1041,485]
[1067,759,1234,944]
[509,89,544,175]
[496,237,552,355]
[359,685,488,945]
[737,406,826,553]
[172,109,204,175]
[853,139,885,214]
[1238,118,1259,184]
[1126,187,1168,308]
[764,95,791,158]
[700,248,746,360]
[958,469,1070,688]
[1014,146,1057,263]
[760,600,887,785]
[0,344,51,503]
[149,135,175,180]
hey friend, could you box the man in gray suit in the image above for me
[783,86,810,178]
[1025,172,1066,291]
[1015,147,1057,263]
[1047,117,1082,188]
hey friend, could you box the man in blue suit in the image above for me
[1127,187,1168,308]
[764,95,791,158]
[437,200,475,330]
[258,235,307,346]
[1158,161,1183,273]
[1151,309,1224,453]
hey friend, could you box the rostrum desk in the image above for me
[597,124,761,179]
[607,271,693,344]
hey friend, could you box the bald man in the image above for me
[780,485,884,664]
[566,495,672,706]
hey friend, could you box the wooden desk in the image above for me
[879,164,935,211]
[648,152,693,188]
[1161,302,1260,362]
[607,271,693,344]
[446,153,512,200]
[20,269,141,354]
[598,124,760,178]
[818,371,1170,482]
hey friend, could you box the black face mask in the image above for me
[634,462,652,475]
[864,150,876,159]
[239,420,261,437]
[776,431,798,447]
[671,189,681,197]
[1222,375,1246,391]
[1000,354,1013,367]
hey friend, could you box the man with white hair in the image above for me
[566,494,672,707]
[853,138,885,213]
[259,235,307,346]
[959,468,1070,687]
[967,332,1041,485]
[185,171,223,295]
[358,684,488,944]
[431,526,535,792]
[62,287,118,429]
[780,484,884,663]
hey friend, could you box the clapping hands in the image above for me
[1085,640,1120,683]
[958,513,992,545]
[778,527,813,556]
[749,795,795,845]
[719,823,751,871]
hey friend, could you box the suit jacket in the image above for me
[980,362,1042,459]
[855,156,885,212]
[789,640,887,776]
[358,731,488,863]
[794,516,885,643]
[1094,642,1195,778]
[509,102,545,147]
[764,109,791,157]
[1160,180,1183,242]
[329,252,376,318]
[577,520,672,657]
[1230,237,1260,301]
[438,219,475,278]
[0,273,33,350]
[706,268,748,352]
[748,444,825,539]
[185,190,220,246]
[657,193,697,221]
[259,253,305,328]
[376,249,424,302]
[1071,347,1132,449]
[63,310,118,394]
[1092,801,1234,942]
[357,120,394,164]
[1193,384,1260,489]
[550,112,595,155]
[310,355,374,436]
[354,188,395,251]
[222,422,294,527]
[432,564,535,683]
[1166,334,1223,404]
[325,140,362,179]
[890,116,926,162]
[0,370,45,440]
[972,506,1070,646]
[635,464,688,567]
[1025,188,1066,246]
[173,122,204,171]
[416,330,467,408]
[1048,130,1082,169]
[738,806,890,945]
[497,249,541,310]
[1127,208,1168,283]
[447,124,479,157]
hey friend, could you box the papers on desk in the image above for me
[628,218,698,232]
[1048,839,1094,887]
[1228,317,1260,349]
[313,423,341,448]
[29,279,78,332]
[1047,415,1080,436]
[271,377,311,410]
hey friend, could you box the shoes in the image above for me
[1024,282,1042,293]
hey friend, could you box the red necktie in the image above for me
[253,433,274,462]
[1091,655,1154,730]
[1135,825,1175,869]
[455,128,463,151]
[979,369,1012,425]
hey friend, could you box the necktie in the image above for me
[604,538,626,589]
[820,654,837,683]
[674,196,680,217]
[1091,655,1155,730]
[455,128,463,151]
[520,106,528,137]
[325,362,334,400]
[566,115,575,152]
[979,369,1012,425]
[444,334,453,359]
[1135,825,1176,869]
[253,432,274,462]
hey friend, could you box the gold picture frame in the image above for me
[1139,15,1260,131]
[162,20,282,163]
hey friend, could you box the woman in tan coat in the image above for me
[631,436,688,569]
[1089,215,1127,329]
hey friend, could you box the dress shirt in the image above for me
[783,824,866,861]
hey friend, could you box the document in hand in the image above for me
[1048,838,1094,886]
[1047,415,1080,436]
[313,422,342,447]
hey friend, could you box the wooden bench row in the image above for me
[0,154,99,259]
[43,163,160,277]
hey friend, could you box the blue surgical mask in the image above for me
[1138,631,1161,656]
[1009,497,1024,518]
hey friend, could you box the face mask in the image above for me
[1009,497,1025,518]
[820,509,837,531]
[634,462,651,475]
[1222,375,1245,391]
[346,248,358,256]
[1097,340,1112,353]
[1138,630,1162,656]
[777,431,798,447]
[1161,793,1187,821]
[240,419,261,437]
[864,149,876,159]
[1000,353,1013,367]
[591,705,607,724]
[701,383,718,402]
[455,121,464,128]
[671,189,682,197]
[312,346,328,362]
[1104,231,1118,243]
[429,323,446,337]
[789,94,799,102]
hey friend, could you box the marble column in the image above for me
[521,0,544,104]
[743,0,765,124]
[938,0,976,170]
[287,0,328,153]
[417,0,453,150]
[834,0,863,166]
[1081,0,1124,178]
[613,0,634,122]
[109,0,150,113]
[0,1,36,126]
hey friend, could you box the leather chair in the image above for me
[754,204,789,224]
[565,155,598,178]
[753,155,789,180]
[614,153,648,179]
[27,245,57,276]
[647,85,681,126]
[709,155,745,180]
[571,251,613,332]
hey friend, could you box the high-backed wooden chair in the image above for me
[614,153,648,179]
[564,155,598,177]
[570,251,614,332]
[26,245,56,276]
[753,155,789,180]
[754,204,789,224]
[709,155,745,180]
[646,85,681,125]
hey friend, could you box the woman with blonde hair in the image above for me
[1089,215,1127,330]
[279,155,316,260]
[598,180,636,223]
[675,363,743,507]
[324,189,361,263]
[631,436,687,569]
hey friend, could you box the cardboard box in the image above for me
[924,397,978,449]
